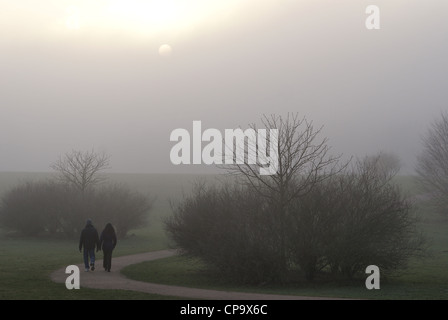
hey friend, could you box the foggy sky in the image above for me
[1,0,447,174]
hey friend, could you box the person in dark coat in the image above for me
[79,219,100,272]
[99,223,117,272]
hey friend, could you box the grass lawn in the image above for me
[0,212,182,300]
[0,172,197,300]
[0,237,178,300]
[122,252,448,300]
[0,184,178,300]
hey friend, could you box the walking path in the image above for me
[50,250,340,300]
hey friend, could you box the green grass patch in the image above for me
[0,232,185,300]
[122,247,448,300]
[122,252,448,300]
[0,175,179,300]
[0,172,196,299]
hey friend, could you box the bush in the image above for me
[289,157,426,280]
[288,176,342,280]
[165,156,427,284]
[165,182,283,284]
[326,159,426,279]
[0,180,151,238]
[0,180,73,236]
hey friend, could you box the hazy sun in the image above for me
[107,0,185,30]
[65,0,241,37]
[158,44,173,57]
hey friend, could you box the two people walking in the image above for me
[79,219,117,272]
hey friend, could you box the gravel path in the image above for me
[50,250,340,300]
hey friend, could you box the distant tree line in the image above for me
[0,150,152,238]
[165,114,427,283]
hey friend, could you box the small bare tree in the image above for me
[364,151,402,182]
[51,150,110,193]
[416,112,448,215]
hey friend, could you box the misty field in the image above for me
[0,172,447,300]
[0,172,223,299]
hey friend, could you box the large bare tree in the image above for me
[224,114,342,199]
[416,112,448,215]
[51,149,110,193]
[225,113,344,205]
[223,113,344,276]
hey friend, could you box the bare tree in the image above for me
[364,151,402,179]
[51,150,110,193]
[416,112,448,215]
[223,113,344,277]
[225,113,343,205]
[165,115,426,283]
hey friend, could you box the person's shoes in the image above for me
[107,269,111,272]
[90,263,95,271]
[85,268,89,272]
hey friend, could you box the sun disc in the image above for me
[158,44,173,57]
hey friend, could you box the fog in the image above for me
[1,0,447,174]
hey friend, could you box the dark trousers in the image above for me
[83,248,95,269]
[103,248,113,271]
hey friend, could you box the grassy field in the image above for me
[0,172,447,300]
[0,172,194,300]
[0,172,229,300]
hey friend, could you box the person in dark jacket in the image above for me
[99,223,117,272]
[79,219,100,272]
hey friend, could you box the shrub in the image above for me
[165,183,283,284]
[0,180,73,236]
[0,180,151,238]
[289,156,426,280]
[165,155,427,283]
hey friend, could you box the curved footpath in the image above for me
[51,250,341,300]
